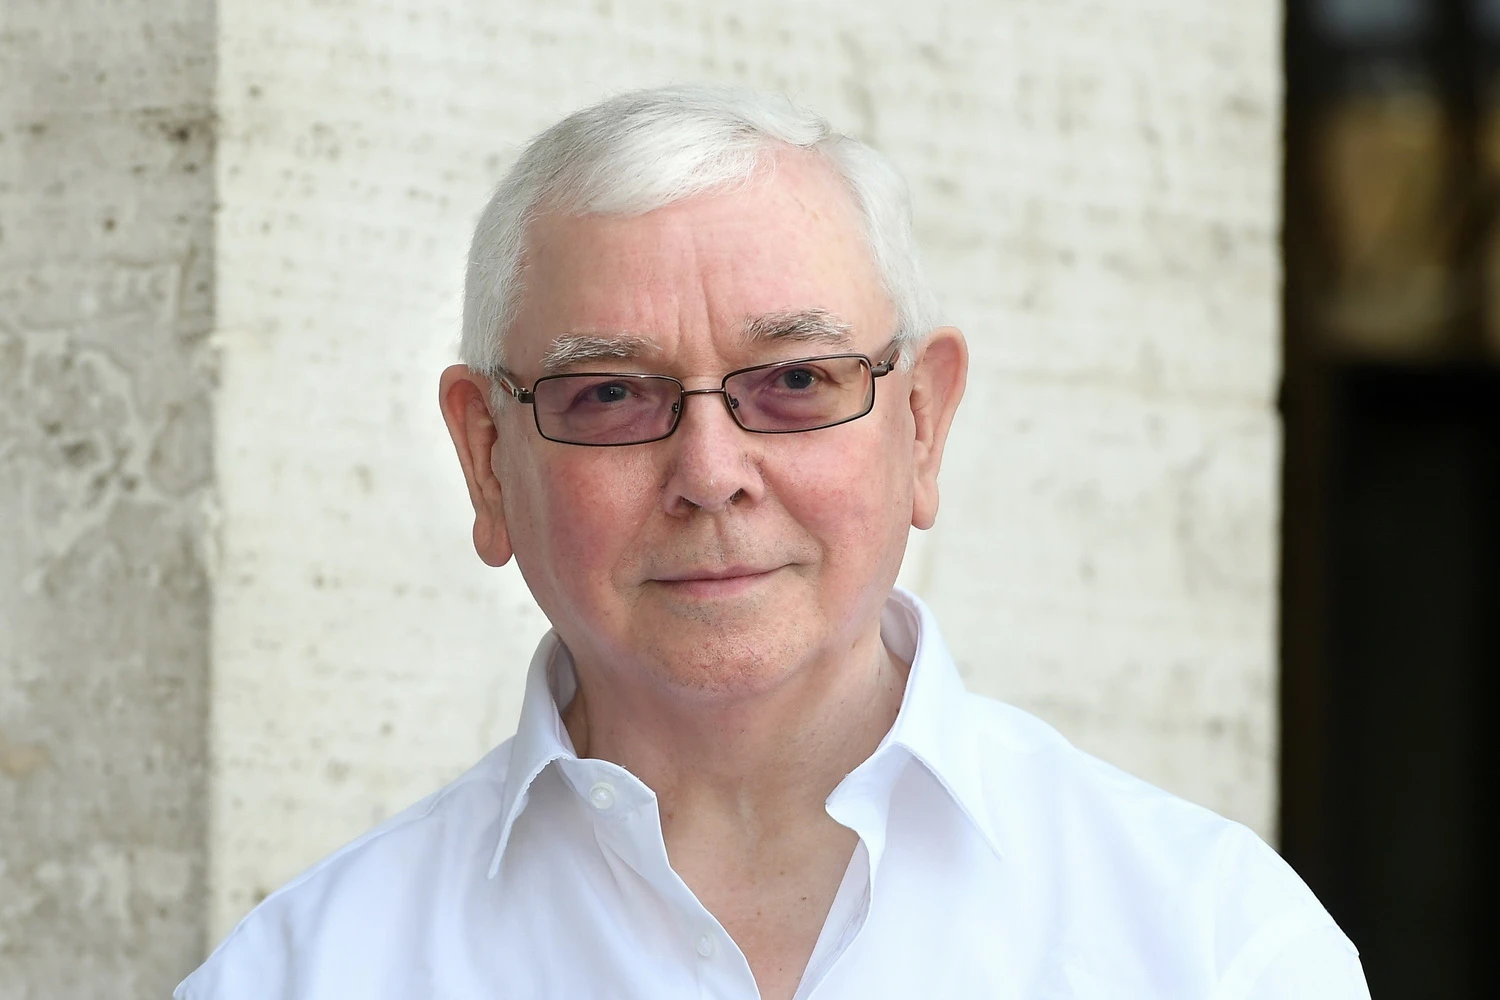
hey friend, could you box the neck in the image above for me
[560,624,908,841]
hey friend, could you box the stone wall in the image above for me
[0,1,215,996]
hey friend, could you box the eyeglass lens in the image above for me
[531,355,876,446]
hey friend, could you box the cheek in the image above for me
[777,432,912,564]
[516,452,659,584]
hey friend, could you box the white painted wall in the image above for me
[212,0,1282,940]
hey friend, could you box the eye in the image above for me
[562,379,636,409]
[777,367,820,391]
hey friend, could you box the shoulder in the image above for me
[174,739,516,1000]
[958,692,1246,884]
[962,690,1267,853]
[958,693,1363,993]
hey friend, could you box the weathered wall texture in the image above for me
[0,1,215,997]
[210,0,1282,943]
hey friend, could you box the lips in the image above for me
[653,565,775,583]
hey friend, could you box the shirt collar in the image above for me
[867,587,1005,861]
[487,633,576,878]
[487,586,1002,880]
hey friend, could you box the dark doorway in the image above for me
[1281,2,1499,997]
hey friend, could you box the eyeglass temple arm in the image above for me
[870,340,903,376]
[490,366,535,404]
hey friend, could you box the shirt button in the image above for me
[588,781,616,810]
[695,933,716,958]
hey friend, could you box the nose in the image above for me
[660,387,763,515]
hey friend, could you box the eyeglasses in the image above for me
[490,342,900,447]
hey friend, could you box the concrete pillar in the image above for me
[0,1,215,995]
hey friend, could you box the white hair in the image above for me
[460,85,941,377]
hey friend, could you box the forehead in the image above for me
[510,153,890,366]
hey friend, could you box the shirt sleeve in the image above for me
[172,901,297,1000]
[1209,824,1371,1000]
[1238,924,1371,1000]
[1214,912,1371,1000]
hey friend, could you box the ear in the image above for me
[438,365,513,567]
[907,327,968,531]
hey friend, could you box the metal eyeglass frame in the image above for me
[489,340,902,447]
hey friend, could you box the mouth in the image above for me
[650,565,781,598]
[655,565,774,582]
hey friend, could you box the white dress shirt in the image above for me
[177,588,1369,999]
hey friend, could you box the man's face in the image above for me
[446,152,965,700]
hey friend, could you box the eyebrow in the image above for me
[540,334,660,373]
[536,308,855,374]
[741,308,854,349]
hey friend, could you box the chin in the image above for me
[634,611,813,702]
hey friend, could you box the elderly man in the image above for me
[178,87,1368,999]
